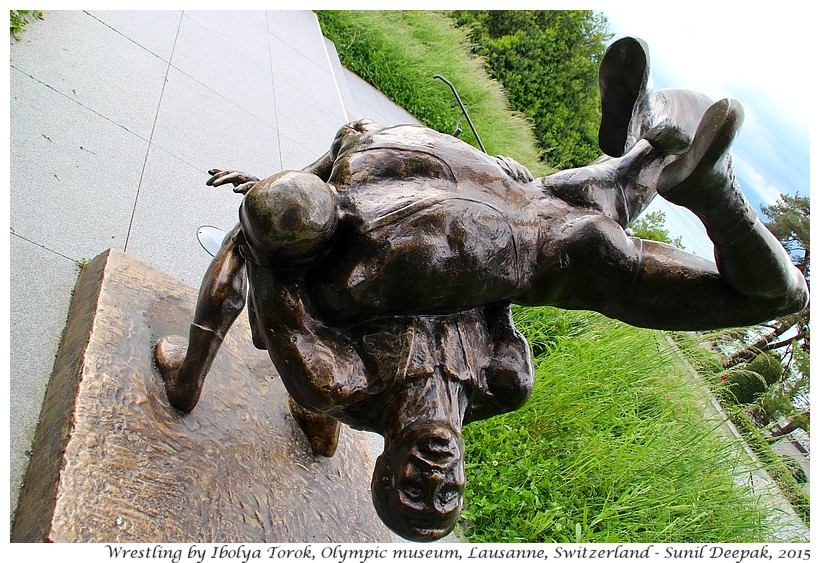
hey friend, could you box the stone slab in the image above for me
[11,249,389,543]
[9,236,80,513]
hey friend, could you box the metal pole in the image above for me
[433,74,487,154]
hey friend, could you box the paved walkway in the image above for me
[9,10,418,521]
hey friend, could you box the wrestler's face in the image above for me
[373,424,465,541]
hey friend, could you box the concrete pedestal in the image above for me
[12,249,389,543]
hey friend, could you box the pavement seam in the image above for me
[10,230,82,266]
[10,66,149,143]
[265,12,285,172]
[83,10,174,64]
[123,12,185,253]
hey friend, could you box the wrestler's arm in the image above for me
[155,224,247,411]
[464,303,534,424]
[246,266,377,417]
[206,150,334,195]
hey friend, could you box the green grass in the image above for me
[461,307,772,542]
[316,10,551,176]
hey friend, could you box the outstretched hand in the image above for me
[207,169,260,194]
[495,155,534,183]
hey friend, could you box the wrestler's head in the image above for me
[238,171,339,267]
[372,422,465,541]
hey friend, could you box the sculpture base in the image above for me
[12,249,389,543]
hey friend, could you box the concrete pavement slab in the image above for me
[272,88,345,156]
[88,10,182,62]
[342,69,420,126]
[273,99,341,147]
[323,38,355,122]
[277,131,327,172]
[150,66,281,176]
[10,10,168,140]
[269,33,345,114]
[267,11,330,71]
[183,10,270,64]
[125,145,244,287]
[10,68,147,260]
[342,69,394,123]
[172,14,277,129]
[10,236,80,510]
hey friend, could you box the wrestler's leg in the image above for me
[546,100,806,325]
[546,36,718,227]
[657,99,808,304]
[288,397,341,457]
[550,194,808,330]
[540,141,664,228]
[155,224,247,412]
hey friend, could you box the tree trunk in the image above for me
[722,309,809,368]
[769,411,809,438]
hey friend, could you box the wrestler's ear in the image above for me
[598,36,651,157]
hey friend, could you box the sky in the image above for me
[602,5,813,258]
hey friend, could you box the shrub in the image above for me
[722,353,782,405]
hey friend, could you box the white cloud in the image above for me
[604,6,811,137]
[731,152,784,206]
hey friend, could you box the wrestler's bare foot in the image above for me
[598,36,650,157]
[154,335,200,413]
[657,98,744,206]
[288,396,341,457]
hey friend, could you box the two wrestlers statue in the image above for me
[153,37,808,541]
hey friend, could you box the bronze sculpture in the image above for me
[154,37,808,541]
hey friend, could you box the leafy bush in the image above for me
[722,353,782,405]
[451,10,610,169]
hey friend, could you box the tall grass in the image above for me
[461,307,772,542]
[316,10,551,176]
[672,332,810,525]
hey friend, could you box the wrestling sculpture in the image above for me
[154,37,808,541]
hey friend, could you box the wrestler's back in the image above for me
[306,125,572,324]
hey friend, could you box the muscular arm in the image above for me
[245,264,380,417]
[464,303,534,424]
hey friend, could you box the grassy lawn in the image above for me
[461,307,774,542]
[317,10,551,176]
